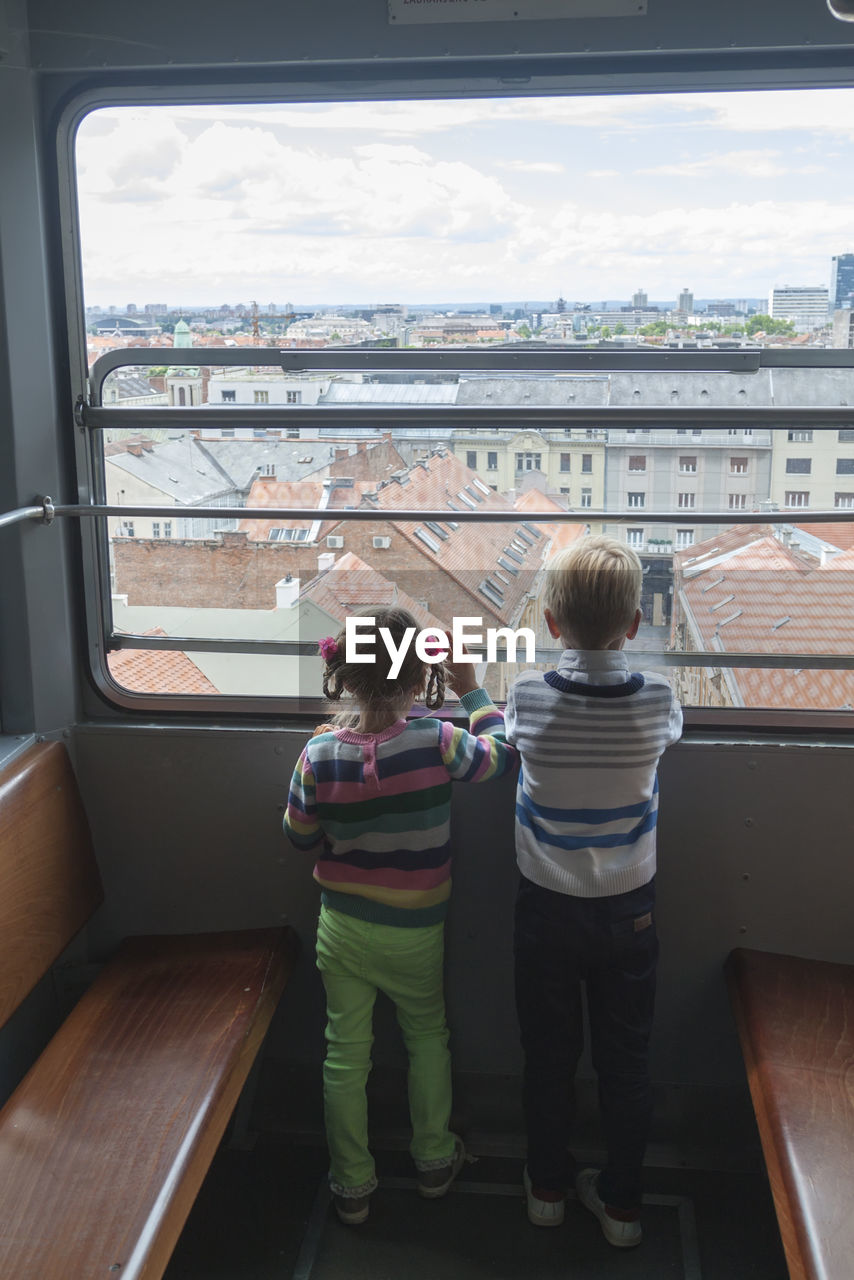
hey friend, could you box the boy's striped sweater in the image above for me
[505,650,683,899]
[284,688,516,927]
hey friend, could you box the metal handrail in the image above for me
[1,498,850,526]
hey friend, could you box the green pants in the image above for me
[315,904,456,1196]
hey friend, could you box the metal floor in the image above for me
[164,1138,787,1280]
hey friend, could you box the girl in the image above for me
[284,607,516,1224]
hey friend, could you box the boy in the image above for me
[505,535,682,1247]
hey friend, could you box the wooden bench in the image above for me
[0,740,298,1280]
[726,947,854,1280]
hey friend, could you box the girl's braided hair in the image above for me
[320,607,446,713]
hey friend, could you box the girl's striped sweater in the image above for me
[284,688,516,927]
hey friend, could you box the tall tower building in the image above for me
[768,285,829,333]
[678,287,694,314]
[831,254,854,310]
[632,288,648,309]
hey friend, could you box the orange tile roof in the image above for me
[238,477,376,541]
[334,450,549,624]
[795,521,854,551]
[301,551,448,632]
[108,629,219,694]
[675,527,854,711]
[513,490,587,560]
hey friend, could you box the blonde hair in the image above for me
[544,535,642,649]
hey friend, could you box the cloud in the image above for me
[637,149,822,180]
[498,160,566,174]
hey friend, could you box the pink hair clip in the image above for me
[318,636,340,662]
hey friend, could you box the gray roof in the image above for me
[106,438,240,504]
[319,382,458,405]
[196,439,339,489]
[458,369,854,408]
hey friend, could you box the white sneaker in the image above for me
[575,1168,642,1247]
[523,1166,565,1227]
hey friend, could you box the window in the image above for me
[785,491,810,507]
[839,429,854,443]
[835,492,854,508]
[163,522,172,538]
[837,458,854,475]
[121,522,134,538]
[152,522,161,538]
[72,95,854,722]
[786,457,811,474]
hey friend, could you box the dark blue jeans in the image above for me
[514,874,658,1210]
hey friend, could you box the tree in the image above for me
[746,314,796,337]
[614,323,627,335]
[516,323,532,339]
[600,325,611,338]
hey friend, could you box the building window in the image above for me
[676,529,695,549]
[163,521,172,537]
[787,429,813,442]
[678,492,696,508]
[627,492,645,508]
[560,486,570,495]
[835,492,854,508]
[837,458,854,475]
[220,390,236,403]
[467,451,477,469]
[679,456,697,473]
[729,494,747,509]
[692,428,702,438]
[730,457,748,474]
[580,488,592,508]
[839,429,854,442]
[286,428,300,439]
[728,428,753,438]
[560,453,571,472]
[515,452,542,471]
[286,390,302,404]
[121,521,134,537]
[628,455,646,473]
[626,528,644,548]
[785,491,810,507]
[254,390,269,404]
[786,457,811,474]
[581,454,593,473]
[487,451,498,470]
[152,522,160,538]
[262,463,276,476]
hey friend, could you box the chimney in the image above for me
[317,552,335,573]
[127,444,143,457]
[275,574,300,609]
[335,447,349,461]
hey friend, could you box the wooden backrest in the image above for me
[0,741,104,1030]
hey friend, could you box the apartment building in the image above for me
[769,428,854,513]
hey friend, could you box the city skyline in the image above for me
[75,89,854,308]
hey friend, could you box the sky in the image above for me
[75,89,854,309]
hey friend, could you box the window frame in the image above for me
[53,83,854,732]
